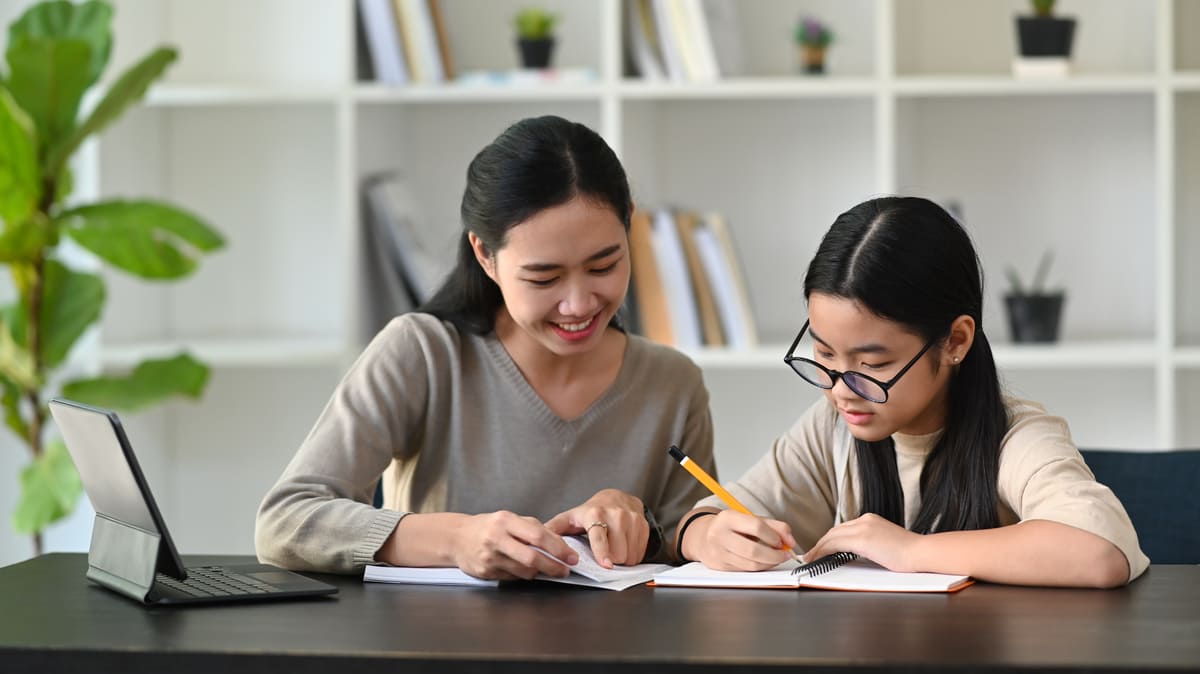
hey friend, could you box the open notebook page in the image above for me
[364,536,670,591]
[654,558,973,593]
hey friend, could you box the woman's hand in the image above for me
[450,510,579,581]
[803,513,923,571]
[544,489,647,568]
[686,509,797,571]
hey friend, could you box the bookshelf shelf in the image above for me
[1176,349,1200,369]
[891,75,1158,97]
[100,338,349,370]
[617,78,877,100]
[353,82,608,103]
[144,84,343,106]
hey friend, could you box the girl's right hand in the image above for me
[452,510,580,581]
[689,510,798,571]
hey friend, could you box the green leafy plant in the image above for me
[794,16,833,49]
[1,0,223,554]
[1031,0,1056,18]
[1006,250,1056,296]
[514,7,557,41]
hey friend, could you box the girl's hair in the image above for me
[420,115,632,334]
[803,196,1008,533]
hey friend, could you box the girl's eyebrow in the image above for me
[520,243,623,272]
[808,326,890,356]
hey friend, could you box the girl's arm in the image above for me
[804,514,1130,588]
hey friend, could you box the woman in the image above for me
[256,116,714,579]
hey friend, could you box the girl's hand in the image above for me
[451,510,579,580]
[690,510,797,571]
[544,489,647,568]
[803,513,923,571]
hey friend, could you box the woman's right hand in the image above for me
[684,510,797,571]
[451,510,581,581]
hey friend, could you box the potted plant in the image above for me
[794,16,833,75]
[1016,0,1076,59]
[1,0,224,555]
[514,7,557,69]
[1004,250,1065,343]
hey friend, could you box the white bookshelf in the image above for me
[1,0,1197,566]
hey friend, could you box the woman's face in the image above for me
[475,195,629,357]
[806,293,953,440]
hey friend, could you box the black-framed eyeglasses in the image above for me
[783,320,938,404]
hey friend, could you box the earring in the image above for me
[953,356,960,363]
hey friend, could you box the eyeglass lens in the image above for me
[788,359,888,403]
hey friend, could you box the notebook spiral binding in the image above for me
[791,551,860,578]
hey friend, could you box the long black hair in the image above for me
[803,196,1008,533]
[419,115,632,334]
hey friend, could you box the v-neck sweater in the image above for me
[256,312,715,573]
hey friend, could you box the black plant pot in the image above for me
[517,37,555,69]
[1004,293,1065,343]
[1016,16,1076,58]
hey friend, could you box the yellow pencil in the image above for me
[667,445,800,558]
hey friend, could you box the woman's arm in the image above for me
[804,514,1130,588]
[376,510,579,580]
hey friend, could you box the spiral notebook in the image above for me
[653,552,974,593]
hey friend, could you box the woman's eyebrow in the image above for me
[520,243,623,272]
[808,326,890,355]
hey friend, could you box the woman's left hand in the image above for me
[803,513,924,572]
[545,489,648,568]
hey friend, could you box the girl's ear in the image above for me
[469,232,497,282]
[945,314,976,365]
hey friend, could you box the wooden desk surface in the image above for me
[1,554,1197,674]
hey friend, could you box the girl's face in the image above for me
[806,293,955,440]
[474,195,629,357]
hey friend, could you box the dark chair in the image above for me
[1079,448,1200,564]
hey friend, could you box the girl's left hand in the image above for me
[544,489,648,569]
[803,513,924,572]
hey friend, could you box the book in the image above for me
[626,0,666,81]
[653,554,974,593]
[364,536,671,591]
[675,211,725,347]
[649,209,703,348]
[1012,57,1071,79]
[694,213,757,348]
[358,0,409,84]
[628,209,674,345]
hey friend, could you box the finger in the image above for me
[510,516,579,565]
[499,535,572,579]
[544,511,581,535]
[586,521,614,568]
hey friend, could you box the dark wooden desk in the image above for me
[1,554,1197,674]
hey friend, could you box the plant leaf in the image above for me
[7,0,112,87]
[46,46,177,176]
[37,260,105,368]
[0,320,39,390]
[62,353,209,411]
[0,86,41,224]
[61,200,224,279]
[12,439,82,535]
[0,375,29,442]
[4,36,92,165]
[0,211,55,264]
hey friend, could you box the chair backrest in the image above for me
[1079,448,1200,565]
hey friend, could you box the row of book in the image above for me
[360,172,757,350]
[357,0,456,85]
[626,0,744,82]
[628,208,757,350]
